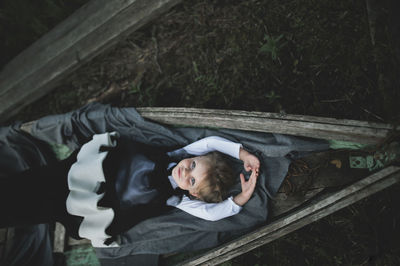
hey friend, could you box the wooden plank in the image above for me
[138,107,393,129]
[0,0,182,122]
[53,222,66,253]
[137,107,396,144]
[178,166,400,266]
[20,108,395,143]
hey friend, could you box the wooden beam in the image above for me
[177,166,400,266]
[137,107,396,144]
[20,108,396,143]
[0,0,182,122]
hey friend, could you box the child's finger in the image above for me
[240,173,246,184]
[252,167,259,175]
[251,170,259,181]
[252,169,258,177]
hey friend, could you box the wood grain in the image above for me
[137,107,396,144]
[0,0,182,122]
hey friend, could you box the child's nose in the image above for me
[182,167,190,178]
[182,167,188,175]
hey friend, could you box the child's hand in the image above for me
[233,170,259,206]
[239,148,260,174]
[233,148,260,206]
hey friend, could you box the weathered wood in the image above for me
[68,238,91,246]
[53,222,66,253]
[178,166,400,266]
[0,0,182,122]
[21,108,395,145]
[137,107,396,144]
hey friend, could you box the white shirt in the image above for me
[166,136,243,221]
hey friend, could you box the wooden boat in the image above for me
[2,107,398,265]
[0,0,399,264]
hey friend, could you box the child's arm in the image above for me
[169,136,260,221]
[183,136,260,207]
[173,163,258,220]
[171,196,242,221]
[181,136,242,159]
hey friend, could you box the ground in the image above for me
[1,0,400,265]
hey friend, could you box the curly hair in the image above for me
[194,151,236,203]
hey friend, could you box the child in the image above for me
[1,133,260,247]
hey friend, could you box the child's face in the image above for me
[171,156,209,197]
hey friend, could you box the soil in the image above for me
[1,0,400,265]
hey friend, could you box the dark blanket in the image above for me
[2,103,329,261]
[0,125,57,266]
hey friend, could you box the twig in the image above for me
[320,99,347,103]
[152,26,162,74]
[86,83,126,104]
[360,107,385,122]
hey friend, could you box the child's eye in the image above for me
[191,161,196,169]
[190,177,196,186]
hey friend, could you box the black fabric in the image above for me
[0,123,56,175]
[0,150,85,239]
[0,152,74,228]
[1,224,54,266]
[0,127,189,248]
[100,136,180,237]
[0,133,186,242]
[0,124,66,266]
[104,136,175,207]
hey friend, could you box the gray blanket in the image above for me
[4,103,329,260]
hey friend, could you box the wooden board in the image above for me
[0,0,182,122]
[177,166,400,265]
[137,107,396,144]
[21,107,394,145]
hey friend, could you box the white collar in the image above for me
[167,162,179,189]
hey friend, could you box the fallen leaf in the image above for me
[330,159,342,168]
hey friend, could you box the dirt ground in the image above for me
[2,0,400,265]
